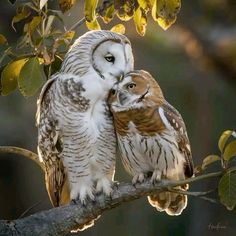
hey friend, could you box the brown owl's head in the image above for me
[108,70,164,112]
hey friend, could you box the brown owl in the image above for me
[108,70,194,215]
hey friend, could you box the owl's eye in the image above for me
[104,54,115,63]
[127,83,136,89]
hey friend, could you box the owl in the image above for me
[36,30,134,210]
[108,70,194,215]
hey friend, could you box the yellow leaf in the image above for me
[86,19,101,30]
[1,59,28,96]
[64,30,75,40]
[115,0,135,21]
[133,7,147,36]
[12,7,30,30]
[24,16,41,34]
[84,0,98,22]
[59,0,77,13]
[137,0,148,10]
[0,34,7,45]
[218,130,235,153]
[110,24,125,34]
[223,140,236,162]
[101,2,115,23]
[152,0,181,30]
[201,155,220,170]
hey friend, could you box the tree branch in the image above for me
[1,167,236,235]
[0,146,44,171]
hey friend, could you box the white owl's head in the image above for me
[60,30,134,88]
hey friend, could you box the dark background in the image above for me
[1,0,236,235]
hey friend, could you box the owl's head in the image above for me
[108,70,164,112]
[60,30,134,88]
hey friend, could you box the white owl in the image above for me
[36,30,134,209]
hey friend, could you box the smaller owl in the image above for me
[108,70,194,215]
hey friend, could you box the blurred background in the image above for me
[0,0,236,235]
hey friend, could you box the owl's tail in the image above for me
[147,184,188,216]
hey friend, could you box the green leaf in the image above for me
[84,0,98,22]
[1,59,28,96]
[218,171,236,210]
[0,34,7,45]
[218,130,235,153]
[86,19,101,30]
[223,140,236,162]
[201,155,221,170]
[133,7,147,36]
[152,0,181,30]
[59,0,77,13]
[18,57,45,97]
[110,24,125,34]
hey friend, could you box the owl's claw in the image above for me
[132,173,145,186]
[96,177,113,197]
[151,170,162,184]
[70,184,95,205]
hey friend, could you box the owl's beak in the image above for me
[118,91,128,105]
[117,73,124,82]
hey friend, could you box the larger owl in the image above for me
[36,30,134,210]
[108,70,194,215]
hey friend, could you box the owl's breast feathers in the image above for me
[113,102,194,178]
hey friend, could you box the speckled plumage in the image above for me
[109,70,194,216]
[36,30,134,215]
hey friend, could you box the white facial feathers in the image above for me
[60,30,134,82]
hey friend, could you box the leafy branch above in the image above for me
[0,0,181,97]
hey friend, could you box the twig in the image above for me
[0,146,44,171]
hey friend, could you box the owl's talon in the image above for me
[96,177,113,197]
[151,170,162,184]
[132,173,145,185]
[70,199,77,205]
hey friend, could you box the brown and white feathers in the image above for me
[36,30,134,213]
[108,70,194,215]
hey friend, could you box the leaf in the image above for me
[24,16,41,34]
[137,0,148,10]
[0,34,7,45]
[1,59,28,96]
[152,0,181,30]
[59,0,77,13]
[84,0,98,22]
[86,19,101,30]
[18,57,45,97]
[64,31,75,40]
[201,155,221,170]
[45,15,56,35]
[12,7,30,30]
[223,140,236,162]
[115,0,135,21]
[133,7,147,36]
[110,24,125,34]
[218,130,235,153]
[218,171,236,210]
[100,2,115,23]
[40,0,48,9]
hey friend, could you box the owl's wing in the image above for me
[36,76,68,206]
[160,102,194,178]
